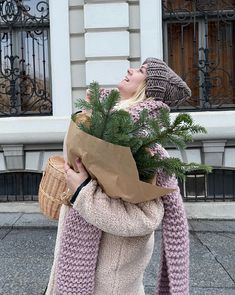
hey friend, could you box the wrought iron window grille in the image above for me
[0,0,51,117]
[162,0,235,111]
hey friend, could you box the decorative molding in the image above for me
[2,145,24,170]
[0,117,70,144]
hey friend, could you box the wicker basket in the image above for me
[39,155,70,220]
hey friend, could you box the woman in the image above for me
[46,58,190,295]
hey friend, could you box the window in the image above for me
[0,0,51,117]
[162,0,235,110]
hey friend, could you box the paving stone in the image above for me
[0,228,11,239]
[216,255,235,282]
[0,223,235,294]
[14,213,58,228]
[190,233,234,288]
[189,220,235,232]
[145,285,155,295]
[196,232,235,258]
[0,257,52,295]
[0,228,57,258]
[0,213,22,227]
[190,287,235,295]
[196,232,235,282]
[0,229,56,294]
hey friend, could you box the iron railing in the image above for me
[162,0,235,111]
[0,168,234,202]
[179,168,235,202]
[0,170,42,201]
[0,0,51,117]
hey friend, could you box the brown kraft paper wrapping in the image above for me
[66,116,175,204]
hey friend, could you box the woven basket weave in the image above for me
[39,156,70,220]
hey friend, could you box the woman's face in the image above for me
[117,65,147,99]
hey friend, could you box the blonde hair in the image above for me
[115,81,147,110]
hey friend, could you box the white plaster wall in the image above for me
[167,149,183,160]
[25,152,42,171]
[49,0,72,117]
[139,0,163,61]
[185,149,202,164]
[0,153,6,171]
[86,60,130,85]
[70,35,85,61]
[42,151,63,170]
[84,3,129,29]
[224,148,235,167]
[85,31,129,57]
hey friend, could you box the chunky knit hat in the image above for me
[143,58,191,107]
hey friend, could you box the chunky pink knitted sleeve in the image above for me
[73,180,164,237]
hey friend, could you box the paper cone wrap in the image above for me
[66,114,175,203]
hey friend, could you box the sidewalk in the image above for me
[0,212,235,295]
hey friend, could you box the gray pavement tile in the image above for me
[14,213,58,228]
[196,232,235,282]
[196,232,235,258]
[0,228,11,239]
[216,255,235,281]
[0,229,56,294]
[144,285,155,295]
[147,286,235,295]
[190,233,234,288]
[190,287,235,295]
[0,257,52,295]
[0,228,57,258]
[189,220,235,232]
[0,212,22,227]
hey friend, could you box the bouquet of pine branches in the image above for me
[65,82,211,203]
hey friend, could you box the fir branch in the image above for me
[75,99,92,111]
[74,82,212,182]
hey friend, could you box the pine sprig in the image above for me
[74,82,211,181]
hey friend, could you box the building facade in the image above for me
[0,0,235,214]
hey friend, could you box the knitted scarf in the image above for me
[56,99,189,295]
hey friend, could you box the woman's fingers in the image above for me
[75,158,87,175]
[64,158,89,194]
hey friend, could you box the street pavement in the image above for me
[0,213,235,295]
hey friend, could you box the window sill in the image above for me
[171,110,235,140]
[0,110,234,145]
[0,116,70,144]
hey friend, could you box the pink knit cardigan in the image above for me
[56,99,189,295]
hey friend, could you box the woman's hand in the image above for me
[64,158,89,194]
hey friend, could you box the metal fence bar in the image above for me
[0,171,42,202]
[181,168,235,202]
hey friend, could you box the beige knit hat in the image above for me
[143,58,191,107]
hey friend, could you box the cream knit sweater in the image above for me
[46,184,164,295]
